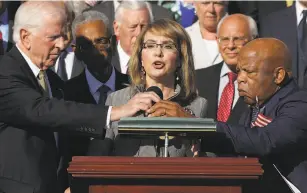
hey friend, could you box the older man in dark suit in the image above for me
[260,0,307,89]
[195,14,257,124]
[201,38,307,193]
[0,2,161,193]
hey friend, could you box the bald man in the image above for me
[196,14,257,125]
[201,38,307,193]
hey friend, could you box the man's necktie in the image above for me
[217,72,237,122]
[38,70,50,97]
[98,85,110,104]
[57,50,68,81]
[0,31,4,55]
[297,10,307,88]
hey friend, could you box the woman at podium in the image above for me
[88,19,207,157]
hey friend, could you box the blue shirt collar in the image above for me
[85,66,116,96]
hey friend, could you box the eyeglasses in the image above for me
[77,36,111,51]
[142,42,177,52]
[217,36,248,46]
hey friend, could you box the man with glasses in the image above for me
[195,14,258,125]
[60,10,129,191]
[112,1,153,74]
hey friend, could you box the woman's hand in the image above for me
[146,100,194,118]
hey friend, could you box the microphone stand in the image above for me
[164,132,169,158]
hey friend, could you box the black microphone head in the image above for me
[146,86,163,100]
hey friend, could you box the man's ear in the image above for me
[274,67,286,85]
[113,20,120,37]
[20,29,31,50]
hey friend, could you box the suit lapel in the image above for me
[262,80,297,117]
[112,47,121,73]
[11,46,43,94]
[228,97,248,124]
[71,54,85,79]
[78,71,97,104]
[195,62,222,119]
[281,6,298,78]
[46,70,64,99]
[211,63,223,119]
[240,107,252,127]
[114,68,129,90]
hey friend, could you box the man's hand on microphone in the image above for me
[110,92,161,121]
[146,101,194,118]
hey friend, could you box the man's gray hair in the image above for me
[115,1,153,23]
[217,14,258,39]
[72,10,110,41]
[13,2,67,43]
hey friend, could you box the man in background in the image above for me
[261,0,307,89]
[195,14,257,124]
[111,1,153,74]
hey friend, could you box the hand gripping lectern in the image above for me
[68,118,263,193]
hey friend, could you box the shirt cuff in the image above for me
[106,106,112,129]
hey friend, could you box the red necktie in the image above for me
[217,72,237,122]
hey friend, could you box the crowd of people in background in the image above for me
[0,1,307,193]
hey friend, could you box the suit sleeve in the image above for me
[202,99,307,156]
[0,71,108,138]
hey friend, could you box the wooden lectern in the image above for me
[68,156,263,193]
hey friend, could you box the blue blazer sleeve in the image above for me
[203,94,307,157]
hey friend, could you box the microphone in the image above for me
[146,86,163,103]
[143,86,163,117]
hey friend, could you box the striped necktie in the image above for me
[38,70,50,97]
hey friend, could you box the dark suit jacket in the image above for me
[230,1,287,31]
[0,46,108,193]
[91,1,174,34]
[111,46,121,73]
[70,54,85,79]
[63,69,128,155]
[202,80,307,193]
[260,5,300,86]
[59,68,129,192]
[195,62,247,125]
